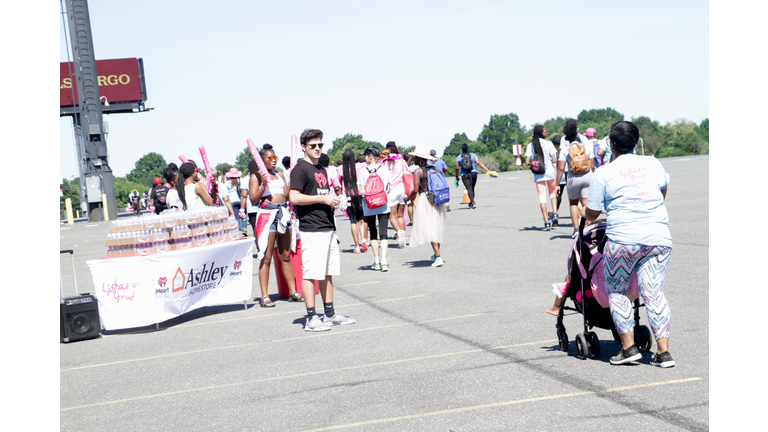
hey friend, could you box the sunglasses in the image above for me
[264,156,278,162]
[306,143,324,149]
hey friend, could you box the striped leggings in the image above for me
[603,239,672,340]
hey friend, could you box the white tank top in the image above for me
[262,172,286,198]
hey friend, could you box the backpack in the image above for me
[530,144,546,175]
[426,166,450,205]
[592,141,602,168]
[460,153,473,172]
[363,166,388,209]
[568,143,591,175]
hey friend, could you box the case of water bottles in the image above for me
[105,207,242,258]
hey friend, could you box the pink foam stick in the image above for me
[198,146,214,191]
[246,138,271,184]
[179,154,189,164]
[290,135,298,170]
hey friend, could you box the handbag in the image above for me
[402,171,415,199]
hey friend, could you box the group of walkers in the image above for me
[535,119,675,369]
[525,118,613,237]
[135,120,676,369]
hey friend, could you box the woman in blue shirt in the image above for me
[585,121,674,368]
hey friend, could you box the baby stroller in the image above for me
[555,218,653,360]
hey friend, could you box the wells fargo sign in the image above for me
[60,58,144,107]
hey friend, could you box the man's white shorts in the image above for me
[300,230,340,281]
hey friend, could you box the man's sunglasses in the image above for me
[306,143,324,149]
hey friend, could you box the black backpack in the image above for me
[530,142,546,175]
[460,153,473,172]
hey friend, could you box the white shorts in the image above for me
[300,230,340,281]
[387,182,407,206]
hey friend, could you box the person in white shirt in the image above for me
[555,119,596,238]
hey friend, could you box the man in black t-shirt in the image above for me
[289,128,356,332]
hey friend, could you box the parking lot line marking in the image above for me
[60,309,477,373]
[336,281,380,288]
[85,224,99,227]
[296,377,704,432]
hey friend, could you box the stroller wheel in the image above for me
[557,329,569,352]
[587,331,600,358]
[635,325,653,352]
[575,333,589,360]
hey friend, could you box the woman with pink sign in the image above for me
[249,144,303,307]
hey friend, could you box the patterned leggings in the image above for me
[603,239,672,340]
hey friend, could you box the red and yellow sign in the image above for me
[60,58,143,107]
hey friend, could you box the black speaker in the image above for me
[60,294,101,343]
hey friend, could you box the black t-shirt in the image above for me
[151,184,169,213]
[290,159,335,232]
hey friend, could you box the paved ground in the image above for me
[59,155,709,431]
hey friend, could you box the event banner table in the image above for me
[87,239,254,331]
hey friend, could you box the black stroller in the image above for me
[555,218,653,360]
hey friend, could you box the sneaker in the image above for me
[392,232,398,240]
[432,257,444,267]
[544,222,551,231]
[552,214,559,227]
[380,263,389,272]
[650,351,676,368]
[446,204,451,212]
[547,211,553,220]
[471,202,477,209]
[372,262,381,271]
[361,241,369,252]
[322,313,356,326]
[353,247,361,254]
[398,230,406,248]
[572,229,579,239]
[304,315,331,332]
[610,345,642,365]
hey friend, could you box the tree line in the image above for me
[59,107,708,217]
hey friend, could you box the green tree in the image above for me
[234,146,254,176]
[443,133,472,157]
[326,133,382,162]
[632,116,665,156]
[60,178,82,218]
[661,119,705,155]
[126,152,167,189]
[696,118,709,142]
[215,162,234,178]
[477,112,527,154]
[541,117,568,139]
[113,176,149,210]
[577,107,624,139]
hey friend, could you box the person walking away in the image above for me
[149,178,169,215]
[428,149,450,212]
[380,142,411,247]
[454,144,491,209]
[551,135,567,215]
[525,125,559,230]
[250,144,303,307]
[289,128,355,331]
[341,149,366,254]
[357,145,392,271]
[584,121,674,368]
[408,146,447,267]
[585,128,604,168]
[555,118,596,238]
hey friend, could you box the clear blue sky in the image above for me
[59,0,709,179]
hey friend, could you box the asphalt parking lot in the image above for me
[58,155,709,431]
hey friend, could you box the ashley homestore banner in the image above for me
[87,240,253,330]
